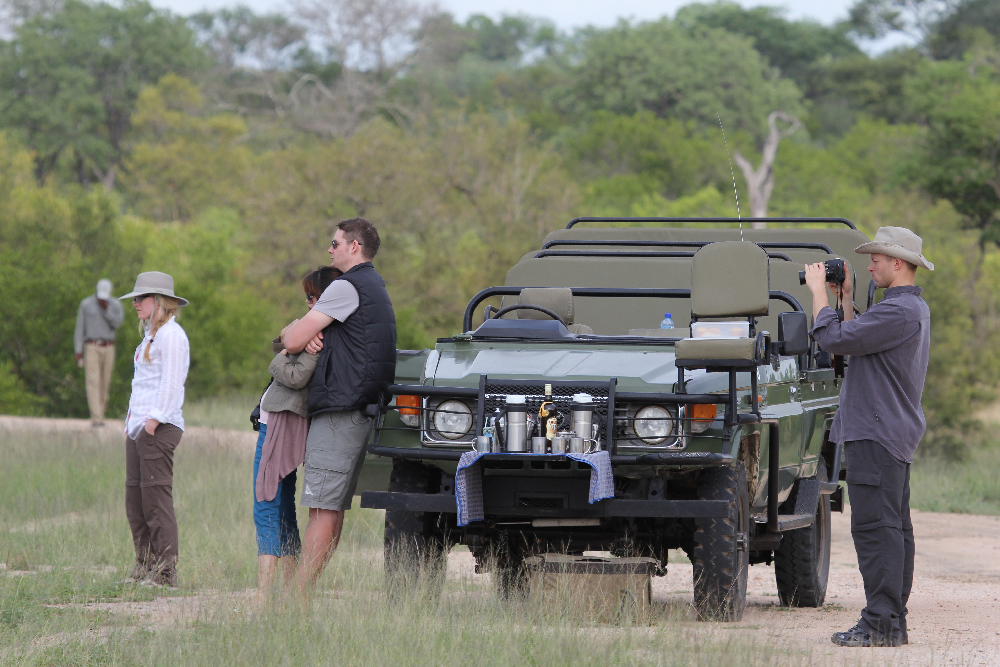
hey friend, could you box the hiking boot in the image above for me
[115,564,148,585]
[832,623,901,647]
[145,566,177,589]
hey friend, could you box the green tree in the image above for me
[907,49,1000,250]
[563,111,731,212]
[929,0,1000,59]
[141,209,280,398]
[0,0,208,187]
[122,75,252,221]
[676,2,862,93]
[0,133,145,417]
[558,18,804,142]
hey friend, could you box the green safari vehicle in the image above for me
[358,217,871,621]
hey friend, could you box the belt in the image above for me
[85,340,115,347]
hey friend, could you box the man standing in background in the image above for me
[75,279,123,426]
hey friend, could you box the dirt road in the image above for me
[695,507,1000,665]
[448,506,1000,666]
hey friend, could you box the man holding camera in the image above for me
[804,227,933,648]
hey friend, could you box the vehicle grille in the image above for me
[517,496,566,509]
[482,379,611,445]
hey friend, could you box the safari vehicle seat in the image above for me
[674,241,769,367]
[517,288,594,335]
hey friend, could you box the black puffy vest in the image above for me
[307,263,397,416]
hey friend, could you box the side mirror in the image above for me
[778,311,809,355]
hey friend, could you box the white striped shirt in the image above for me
[125,316,190,440]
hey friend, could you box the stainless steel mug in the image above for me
[475,435,492,453]
[531,436,547,454]
[550,433,569,454]
[569,436,585,454]
[504,395,527,452]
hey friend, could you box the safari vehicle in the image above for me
[359,217,871,621]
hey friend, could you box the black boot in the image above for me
[832,622,901,647]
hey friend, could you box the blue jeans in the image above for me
[253,423,301,557]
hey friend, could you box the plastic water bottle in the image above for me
[660,313,674,329]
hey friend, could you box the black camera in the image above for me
[799,258,846,286]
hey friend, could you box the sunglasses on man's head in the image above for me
[331,238,362,250]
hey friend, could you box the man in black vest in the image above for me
[283,218,396,594]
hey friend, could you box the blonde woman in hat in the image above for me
[119,271,190,588]
[804,227,933,648]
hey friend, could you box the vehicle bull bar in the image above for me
[370,382,735,459]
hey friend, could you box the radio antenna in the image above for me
[718,113,743,242]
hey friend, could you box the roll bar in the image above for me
[539,240,836,254]
[532,250,794,262]
[564,216,857,230]
[462,286,804,332]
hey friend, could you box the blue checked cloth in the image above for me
[455,451,614,527]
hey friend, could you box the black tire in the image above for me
[383,459,448,591]
[774,462,831,607]
[692,462,750,622]
[491,536,529,601]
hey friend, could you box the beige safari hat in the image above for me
[119,271,189,306]
[854,226,934,271]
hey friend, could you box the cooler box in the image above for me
[523,554,657,624]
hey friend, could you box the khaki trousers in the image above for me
[84,342,115,423]
[125,423,182,586]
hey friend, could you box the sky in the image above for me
[155,0,913,53]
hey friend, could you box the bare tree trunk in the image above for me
[92,164,117,191]
[733,111,802,229]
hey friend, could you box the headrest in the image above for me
[691,242,769,318]
[517,287,574,324]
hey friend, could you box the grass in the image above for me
[909,444,1000,515]
[181,392,260,432]
[0,424,898,666]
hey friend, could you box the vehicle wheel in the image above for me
[491,536,529,601]
[774,462,831,607]
[692,461,749,621]
[383,459,448,592]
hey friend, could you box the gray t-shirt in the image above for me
[314,279,360,322]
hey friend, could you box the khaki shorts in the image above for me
[301,410,371,511]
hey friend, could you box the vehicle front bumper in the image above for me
[360,491,731,518]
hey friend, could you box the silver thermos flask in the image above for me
[504,395,528,452]
[571,393,595,449]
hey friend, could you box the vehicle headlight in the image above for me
[634,405,673,444]
[689,404,718,434]
[432,400,473,440]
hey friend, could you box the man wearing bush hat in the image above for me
[803,226,932,648]
[74,278,124,426]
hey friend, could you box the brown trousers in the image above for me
[84,342,115,423]
[125,423,182,585]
